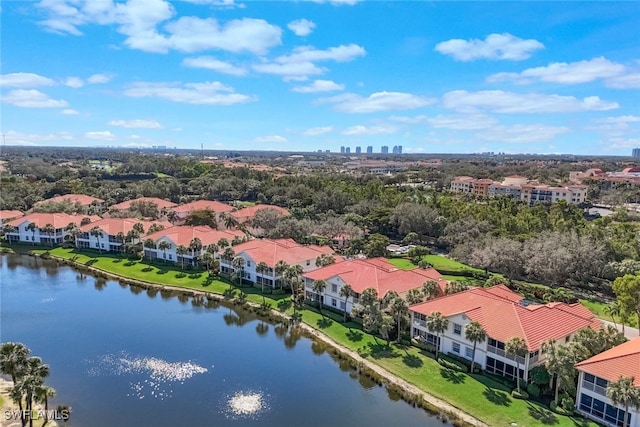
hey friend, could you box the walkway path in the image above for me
[600,319,639,340]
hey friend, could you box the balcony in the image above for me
[487,345,525,365]
[582,380,607,397]
[413,319,426,328]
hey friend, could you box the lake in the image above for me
[0,254,442,426]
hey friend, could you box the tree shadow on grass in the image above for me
[346,329,363,342]
[188,273,202,279]
[368,343,401,359]
[175,272,187,279]
[223,288,236,299]
[124,261,136,267]
[317,318,333,329]
[85,258,98,266]
[439,368,465,384]
[156,269,168,275]
[277,299,292,312]
[483,387,512,406]
[141,267,153,272]
[402,354,423,368]
[112,258,122,263]
[526,402,559,425]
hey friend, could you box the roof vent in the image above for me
[519,299,534,307]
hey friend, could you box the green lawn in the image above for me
[387,254,484,274]
[3,245,599,427]
[580,298,638,328]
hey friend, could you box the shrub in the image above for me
[439,355,468,373]
[529,365,551,386]
[411,339,436,354]
[511,390,529,400]
[560,394,575,412]
[527,383,540,398]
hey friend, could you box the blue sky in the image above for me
[1,1,639,155]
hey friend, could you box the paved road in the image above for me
[600,319,639,340]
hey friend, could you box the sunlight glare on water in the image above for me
[225,390,269,419]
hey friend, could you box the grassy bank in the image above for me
[4,245,598,426]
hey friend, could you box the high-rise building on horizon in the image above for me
[340,146,345,154]
[345,147,351,154]
[381,145,389,154]
[355,146,361,154]
[633,148,640,158]
[366,146,373,154]
[392,145,403,154]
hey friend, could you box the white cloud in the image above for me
[1,89,69,108]
[487,57,628,84]
[293,79,344,93]
[61,109,80,115]
[36,0,280,55]
[319,91,435,113]
[597,115,640,124]
[85,131,117,140]
[87,73,114,84]
[427,114,499,130]
[388,115,428,124]
[254,135,287,143]
[606,72,640,89]
[4,130,74,145]
[181,0,245,7]
[342,124,398,135]
[182,56,247,76]
[64,76,84,88]
[253,44,365,80]
[312,0,362,5]
[476,124,569,143]
[435,33,544,61]
[442,90,618,113]
[108,119,163,128]
[288,19,315,36]
[0,72,55,88]
[588,115,640,137]
[124,81,255,105]
[303,126,333,136]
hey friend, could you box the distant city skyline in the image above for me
[1,1,639,154]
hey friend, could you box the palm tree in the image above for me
[380,314,395,346]
[41,223,56,247]
[2,224,16,244]
[605,301,624,334]
[189,237,203,267]
[20,357,49,427]
[422,280,440,300]
[232,256,246,287]
[445,280,467,295]
[464,321,487,374]
[35,385,56,425]
[542,339,562,403]
[206,243,219,259]
[126,228,140,244]
[0,342,29,384]
[224,214,239,229]
[115,231,126,254]
[505,337,528,393]
[217,237,229,250]
[426,312,448,360]
[167,210,178,224]
[143,238,157,262]
[176,245,188,270]
[274,260,289,291]
[26,222,37,245]
[64,223,81,247]
[154,240,169,263]
[312,279,326,311]
[390,297,409,342]
[406,288,424,305]
[606,376,640,427]
[201,252,214,272]
[133,222,145,236]
[89,226,103,253]
[255,261,270,305]
[339,283,354,323]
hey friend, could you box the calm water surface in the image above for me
[1,254,442,426]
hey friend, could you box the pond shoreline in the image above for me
[7,250,487,427]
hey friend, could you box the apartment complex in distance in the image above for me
[450,175,588,205]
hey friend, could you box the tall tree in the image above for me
[176,245,189,270]
[406,288,424,305]
[26,222,37,245]
[390,297,409,343]
[232,256,246,286]
[157,240,170,263]
[89,226,103,253]
[115,231,126,254]
[312,279,327,312]
[426,312,448,360]
[505,337,528,393]
[0,342,29,384]
[339,283,354,323]
[464,321,487,374]
[380,314,395,346]
[274,260,289,291]
[612,273,640,332]
[422,280,440,300]
[606,376,640,427]
[255,261,269,305]
[41,223,56,247]
[189,237,203,266]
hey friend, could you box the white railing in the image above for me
[582,380,607,396]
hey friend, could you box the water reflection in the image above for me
[95,278,107,291]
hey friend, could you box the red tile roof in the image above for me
[410,285,600,351]
[8,213,101,229]
[304,257,447,297]
[39,194,104,206]
[171,200,233,214]
[231,238,335,268]
[0,210,24,221]
[145,225,245,248]
[110,197,177,210]
[80,218,172,235]
[576,337,640,386]
[230,205,289,223]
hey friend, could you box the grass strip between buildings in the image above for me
[4,245,601,427]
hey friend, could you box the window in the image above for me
[169,255,172,260]
[332,284,338,293]
[246,261,251,267]
[453,323,462,335]
[465,347,474,359]
[452,343,460,354]
[331,298,337,307]
[340,302,346,310]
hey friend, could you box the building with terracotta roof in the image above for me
[575,337,640,427]
[219,238,337,288]
[143,226,245,266]
[76,218,172,252]
[170,200,234,223]
[5,213,100,245]
[229,205,289,224]
[109,197,177,211]
[302,257,447,314]
[409,285,601,382]
[0,210,24,224]
[39,193,104,207]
